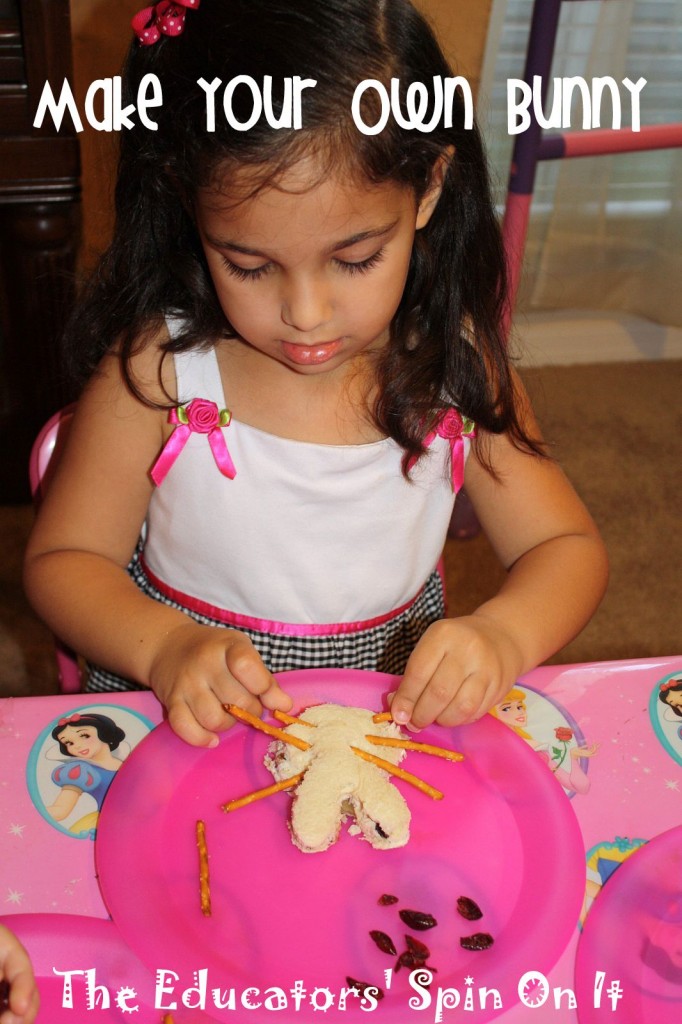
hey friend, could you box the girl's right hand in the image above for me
[148,623,293,747]
[0,923,39,1024]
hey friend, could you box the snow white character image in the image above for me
[649,673,682,765]
[489,687,599,795]
[27,705,154,840]
[659,677,682,720]
[45,713,128,836]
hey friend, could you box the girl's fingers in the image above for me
[9,977,40,1023]
[0,936,39,1023]
[394,634,461,726]
[167,699,220,748]
[224,634,278,698]
[409,662,479,729]
[259,679,294,713]
[391,660,441,726]
[222,635,293,711]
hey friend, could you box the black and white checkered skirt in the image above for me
[86,553,446,693]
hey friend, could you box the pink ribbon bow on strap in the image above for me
[151,399,236,486]
[132,0,200,46]
[412,408,476,493]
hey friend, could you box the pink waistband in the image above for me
[139,556,432,637]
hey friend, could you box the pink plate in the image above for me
[575,824,682,1023]
[0,913,210,1022]
[96,669,585,1023]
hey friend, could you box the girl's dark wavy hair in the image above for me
[66,0,544,468]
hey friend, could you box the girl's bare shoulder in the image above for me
[84,320,178,413]
[59,322,178,490]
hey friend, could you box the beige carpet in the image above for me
[1,359,680,698]
[445,359,682,664]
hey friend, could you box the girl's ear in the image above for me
[415,145,455,229]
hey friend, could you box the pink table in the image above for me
[1,658,681,1023]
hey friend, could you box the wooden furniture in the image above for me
[0,0,80,502]
[28,403,81,693]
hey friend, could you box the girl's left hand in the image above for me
[389,615,524,730]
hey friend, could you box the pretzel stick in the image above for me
[366,735,464,762]
[221,773,305,813]
[372,711,393,723]
[223,704,311,751]
[196,820,211,917]
[273,710,316,728]
[350,746,443,800]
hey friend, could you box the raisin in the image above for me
[405,935,431,959]
[456,896,483,921]
[460,932,494,951]
[378,893,399,905]
[369,930,397,956]
[0,980,9,1013]
[375,823,389,839]
[346,977,385,1000]
[399,909,437,930]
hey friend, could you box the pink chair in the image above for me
[28,404,82,693]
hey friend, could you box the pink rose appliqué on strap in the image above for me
[151,398,236,486]
[409,408,476,493]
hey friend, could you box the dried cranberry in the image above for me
[460,932,494,951]
[405,935,431,959]
[346,977,385,1000]
[456,896,483,921]
[395,951,426,971]
[399,909,437,931]
[378,893,399,905]
[369,930,397,956]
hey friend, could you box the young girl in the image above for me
[0,922,39,1023]
[24,0,608,748]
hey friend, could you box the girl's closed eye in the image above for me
[220,248,387,283]
[336,247,386,276]
[221,258,273,283]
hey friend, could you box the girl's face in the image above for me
[57,725,103,760]
[194,156,440,376]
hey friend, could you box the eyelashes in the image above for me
[221,260,271,282]
[338,248,386,276]
[220,247,386,282]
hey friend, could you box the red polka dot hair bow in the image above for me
[132,0,200,46]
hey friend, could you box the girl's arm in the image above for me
[24,343,291,746]
[0,923,39,1023]
[391,382,609,729]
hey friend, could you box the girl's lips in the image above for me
[280,339,342,365]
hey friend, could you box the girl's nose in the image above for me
[281,275,332,333]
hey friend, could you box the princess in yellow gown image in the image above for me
[490,687,599,795]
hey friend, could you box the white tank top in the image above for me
[143,342,463,625]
